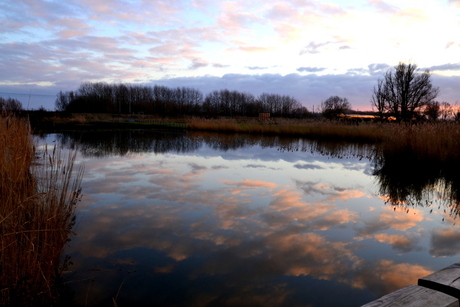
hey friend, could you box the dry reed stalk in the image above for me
[381,122,460,162]
[188,117,386,142]
[0,113,83,306]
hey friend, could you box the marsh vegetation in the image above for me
[0,114,83,306]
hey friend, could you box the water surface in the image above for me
[43,130,460,306]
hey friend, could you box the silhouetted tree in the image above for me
[0,97,22,114]
[371,79,386,119]
[55,91,74,112]
[372,62,439,121]
[424,101,440,121]
[321,96,351,119]
[440,102,454,120]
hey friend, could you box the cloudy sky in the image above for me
[1,0,460,110]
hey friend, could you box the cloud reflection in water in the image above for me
[53,131,460,306]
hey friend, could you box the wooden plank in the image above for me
[419,263,460,299]
[362,284,458,307]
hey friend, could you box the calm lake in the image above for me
[39,129,460,306]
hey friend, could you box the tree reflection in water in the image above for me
[373,148,460,221]
[56,129,459,219]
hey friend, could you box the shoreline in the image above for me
[28,112,385,143]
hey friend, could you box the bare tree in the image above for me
[440,102,453,120]
[371,79,386,119]
[55,91,70,112]
[0,97,23,113]
[424,101,440,121]
[372,62,439,121]
[321,96,351,119]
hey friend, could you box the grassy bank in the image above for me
[0,114,83,306]
[29,112,460,162]
[189,118,460,158]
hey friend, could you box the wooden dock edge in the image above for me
[361,284,458,307]
[362,262,460,306]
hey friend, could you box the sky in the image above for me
[1,0,460,111]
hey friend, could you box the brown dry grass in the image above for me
[188,117,460,163]
[48,114,87,124]
[0,113,83,306]
[187,117,386,142]
[379,122,460,162]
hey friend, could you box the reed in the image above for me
[380,122,460,163]
[0,113,83,306]
[187,117,386,142]
[373,122,460,213]
[189,117,460,165]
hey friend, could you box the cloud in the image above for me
[58,138,444,304]
[429,63,460,71]
[326,189,365,202]
[1,0,460,115]
[189,59,208,70]
[319,2,346,15]
[368,63,391,75]
[53,17,93,38]
[295,180,365,202]
[212,63,229,68]
[222,179,278,189]
[369,0,399,14]
[245,164,266,168]
[300,41,331,55]
[300,38,349,55]
[347,68,368,75]
[189,162,207,174]
[260,187,359,232]
[266,3,299,21]
[216,4,264,36]
[227,45,272,53]
[296,67,326,73]
[445,41,455,49]
[293,163,324,170]
[211,165,228,170]
[246,66,269,70]
[373,233,420,252]
[356,207,424,237]
[353,259,433,296]
[430,228,460,257]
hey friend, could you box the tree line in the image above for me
[3,61,452,121]
[55,83,311,118]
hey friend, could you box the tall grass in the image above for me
[379,122,460,163]
[372,122,460,212]
[188,118,460,156]
[187,117,386,142]
[0,114,83,306]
